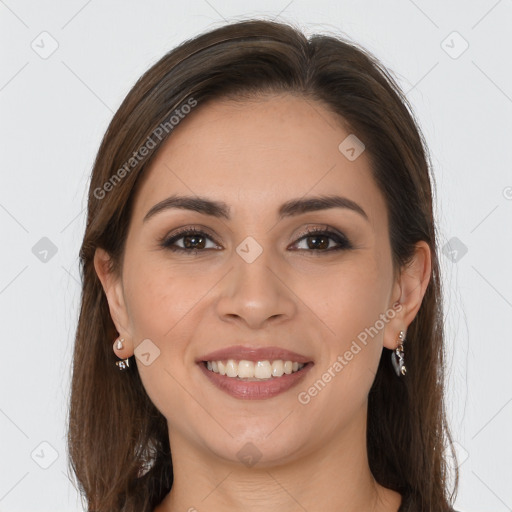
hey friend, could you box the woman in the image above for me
[67,18,459,512]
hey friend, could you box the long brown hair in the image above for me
[67,18,458,512]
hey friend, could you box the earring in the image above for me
[115,358,131,370]
[114,337,131,371]
[391,330,407,376]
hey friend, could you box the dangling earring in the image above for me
[391,330,407,376]
[114,337,131,371]
[115,358,131,370]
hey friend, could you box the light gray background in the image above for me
[1,1,511,511]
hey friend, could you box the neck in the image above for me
[155,409,402,512]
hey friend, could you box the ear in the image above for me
[93,247,132,341]
[383,240,432,350]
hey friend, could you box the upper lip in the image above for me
[196,345,313,364]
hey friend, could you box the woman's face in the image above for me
[97,94,424,466]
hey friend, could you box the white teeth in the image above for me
[204,359,306,380]
[225,360,238,378]
[272,360,284,377]
[238,360,254,378]
[254,361,272,379]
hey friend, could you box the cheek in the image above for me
[303,255,391,397]
[122,257,205,422]
[123,255,206,342]
[304,255,389,345]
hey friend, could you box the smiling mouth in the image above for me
[201,359,312,380]
[197,357,314,400]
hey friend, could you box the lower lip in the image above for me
[197,361,314,400]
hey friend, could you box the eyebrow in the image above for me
[143,194,369,223]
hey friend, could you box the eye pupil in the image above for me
[307,235,329,250]
[184,235,206,249]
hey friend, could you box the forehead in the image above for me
[132,94,387,228]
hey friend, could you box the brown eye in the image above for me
[160,228,219,252]
[159,226,353,255]
[291,227,352,252]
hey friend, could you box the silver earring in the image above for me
[391,330,407,376]
[115,358,131,370]
[114,337,131,371]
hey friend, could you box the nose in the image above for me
[214,247,297,330]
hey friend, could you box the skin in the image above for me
[95,94,431,512]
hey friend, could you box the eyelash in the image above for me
[159,225,353,255]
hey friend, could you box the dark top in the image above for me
[397,493,458,511]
